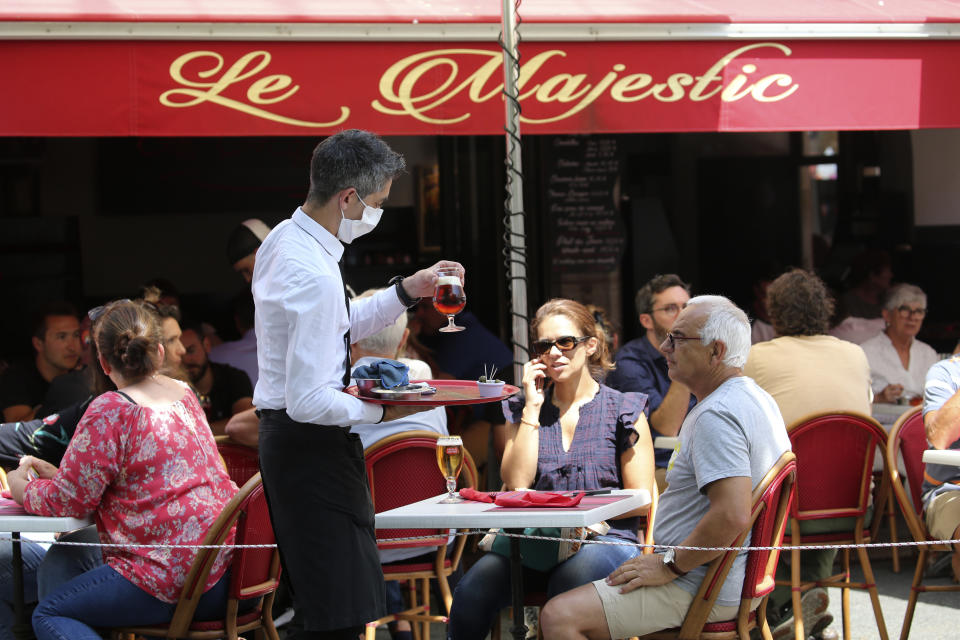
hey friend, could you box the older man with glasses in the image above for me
[606,274,696,490]
[540,296,790,640]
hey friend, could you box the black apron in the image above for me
[258,409,386,631]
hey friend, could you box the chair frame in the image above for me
[885,405,960,640]
[112,472,281,640]
[777,410,890,640]
[363,430,479,640]
[638,450,796,640]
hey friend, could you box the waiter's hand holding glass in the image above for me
[434,268,466,332]
[436,435,465,503]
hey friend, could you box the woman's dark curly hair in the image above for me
[766,269,834,337]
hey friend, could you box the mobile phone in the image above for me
[536,376,544,392]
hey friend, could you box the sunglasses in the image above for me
[532,335,590,356]
[87,299,133,323]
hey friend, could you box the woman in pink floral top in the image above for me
[7,299,238,640]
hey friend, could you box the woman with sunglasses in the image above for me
[861,283,939,412]
[448,298,655,640]
[6,299,240,639]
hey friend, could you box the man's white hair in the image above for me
[353,288,408,356]
[685,295,751,369]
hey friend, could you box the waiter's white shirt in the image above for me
[252,207,407,426]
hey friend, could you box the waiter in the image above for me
[252,129,463,639]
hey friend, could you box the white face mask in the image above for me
[337,194,383,244]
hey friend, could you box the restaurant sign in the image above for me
[1,39,954,136]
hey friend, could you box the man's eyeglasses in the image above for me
[532,335,590,356]
[652,304,683,317]
[664,332,700,350]
[896,305,927,319]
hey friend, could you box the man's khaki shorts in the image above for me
[926,491,960,542]
[593,579,740,639]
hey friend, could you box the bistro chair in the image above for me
[886,405,960,640]
[777,411,890,640]
[363,431,479,640]
[111,472,281,640]
[636,450,796,640]
[215,435,261,486]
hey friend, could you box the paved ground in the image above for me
[360,549,960,640]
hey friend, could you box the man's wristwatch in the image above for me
[662,548,687,576]
[388,275,420,308]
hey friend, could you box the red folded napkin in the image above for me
[458,488,495,503]
[493,491,584,508]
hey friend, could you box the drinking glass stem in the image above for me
[446,476,457,499]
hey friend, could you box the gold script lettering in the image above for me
[160,51,348,127]
[372,43,799,127]
[373,49,502,124]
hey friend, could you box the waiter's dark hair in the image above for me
[306,130,406,206]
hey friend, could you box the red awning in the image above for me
[4,0,960,24]
[2,1,960,136]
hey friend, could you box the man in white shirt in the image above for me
[251,129,463,640]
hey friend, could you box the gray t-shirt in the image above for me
[654,375,790,606]
[921,357,960,507]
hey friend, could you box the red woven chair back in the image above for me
[891,407,927,518]
[787,412,887,522]
[694,452,796,606]
[740,455,796,599]
[229,481,281,600]
[365,431,475,550]
[216,440,261,486]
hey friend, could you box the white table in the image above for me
[922,449,960,466]
[0,510,93,640]
[376,489,651,640]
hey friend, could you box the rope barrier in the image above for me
[3,529,959,553]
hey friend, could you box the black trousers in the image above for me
[258,409,386,632]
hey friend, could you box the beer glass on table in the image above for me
[436,435,465,503]
[433,268,466,333]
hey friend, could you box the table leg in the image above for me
[507,529,528,640]
[11,531,31,640]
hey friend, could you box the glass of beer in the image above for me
[436,435,465,503]
[433,268,466,333]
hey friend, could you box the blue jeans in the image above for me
[38,526,103,600]
[0,537,46,640]
[32,564,233,640]
[448,535,639,640]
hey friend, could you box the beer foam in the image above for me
[437,275,461,286]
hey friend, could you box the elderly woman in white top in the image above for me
[860,283,939,406]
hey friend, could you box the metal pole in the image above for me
[501,0,529,385]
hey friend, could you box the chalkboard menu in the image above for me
[544,136,625,273]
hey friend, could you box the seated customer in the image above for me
[861,284,939,422]
[448,298,655,640]
[540,296,790,640]
[743,269,871,639]
[605,274,696,490]
[6,298,238,639]
[921,355,960,581]
[0,303,81,422]
[180,322,254,434]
